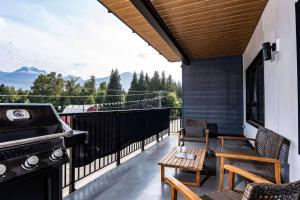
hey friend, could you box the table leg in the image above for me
[170,186,178,200]
[161,165,165,182]
[219,157,225,191]
[228,170,234,190]
[196,170,201,187]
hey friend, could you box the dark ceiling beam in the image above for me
[130,0,190,65]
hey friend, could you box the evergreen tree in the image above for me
[126,72,139,102]
[99,82,107,91]
[64,77,81,105]
[175,81,182,99]
[82,76,96,95]
[166,75,174,91]
[160,71,166,91]
[129,72,138,91]
[82,76,96,104]
[137,71,147,101]
[146,71,160,108]
[96,82,107,104]
[145,73,150,90]
[105,69,123,104]
[0,84,8,103]
[148,71,160,91]
[138,71,147,91]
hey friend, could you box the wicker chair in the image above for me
[216,127,290,190]
[166,165,300,200]
[178,119,209,152]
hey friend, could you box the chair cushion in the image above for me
[221,148,258,157]
[180,135,206,143]
[201,190,243,200]
[185,127,204,137]
[227,159,276,183]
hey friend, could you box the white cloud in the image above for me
[0,16,5,28]
[0,1,182,81]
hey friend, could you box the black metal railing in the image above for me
[59,107,181,195]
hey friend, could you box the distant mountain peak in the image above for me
[14,66,46,74]
[0,67,133,91]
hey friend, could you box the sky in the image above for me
[0,0,182,81]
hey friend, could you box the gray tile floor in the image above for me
[64,135,249,200]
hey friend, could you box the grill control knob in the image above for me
[50,149,64,161]
[0,164,6,176]
[23,156,39,170]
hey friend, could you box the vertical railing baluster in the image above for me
[69,115,76,193]
[116,112,121,166]
[141,140,145,152]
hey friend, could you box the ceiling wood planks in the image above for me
[98,0,268,61]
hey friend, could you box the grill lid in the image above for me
[0,104,72,147]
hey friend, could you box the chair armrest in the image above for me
[218,136,256,147]
[218,136,255,147]
[216,152,280,164]
[224,165,273,184]
[177,128,185,135]
[218,136,256,141]
[205,128,209,135]
[166,177,202,200]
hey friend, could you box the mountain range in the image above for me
[0,67,133,91]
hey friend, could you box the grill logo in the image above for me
[13,110,25,118]
[6,109,30,121]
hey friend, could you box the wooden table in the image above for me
[158,147,206,187]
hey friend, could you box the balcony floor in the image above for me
[64,135,250,200]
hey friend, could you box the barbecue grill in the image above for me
[0,104,87,200]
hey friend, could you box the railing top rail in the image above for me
[59,107,181,116]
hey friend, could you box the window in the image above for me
[246,51,265,127]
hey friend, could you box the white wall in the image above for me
[243,0,300,181]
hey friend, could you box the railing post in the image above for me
[116,151,121,166]
[69,115,76,194]
[69,147,76,194]
[156,133,159,142]
[116,112,121,166]
[141,140,145,152]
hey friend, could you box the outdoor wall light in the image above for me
[262,39,280,61]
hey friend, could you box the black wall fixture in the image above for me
[262,42,277,61]
[130,0,190,65]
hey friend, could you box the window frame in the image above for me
[295,1,300,154]
[246,50,265,128]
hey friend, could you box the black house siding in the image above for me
[182,55,243,136]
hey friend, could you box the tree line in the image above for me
[0,69,182,112]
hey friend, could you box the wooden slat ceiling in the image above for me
[99,0,268,62]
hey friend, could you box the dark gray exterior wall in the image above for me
[182,55,243,136]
